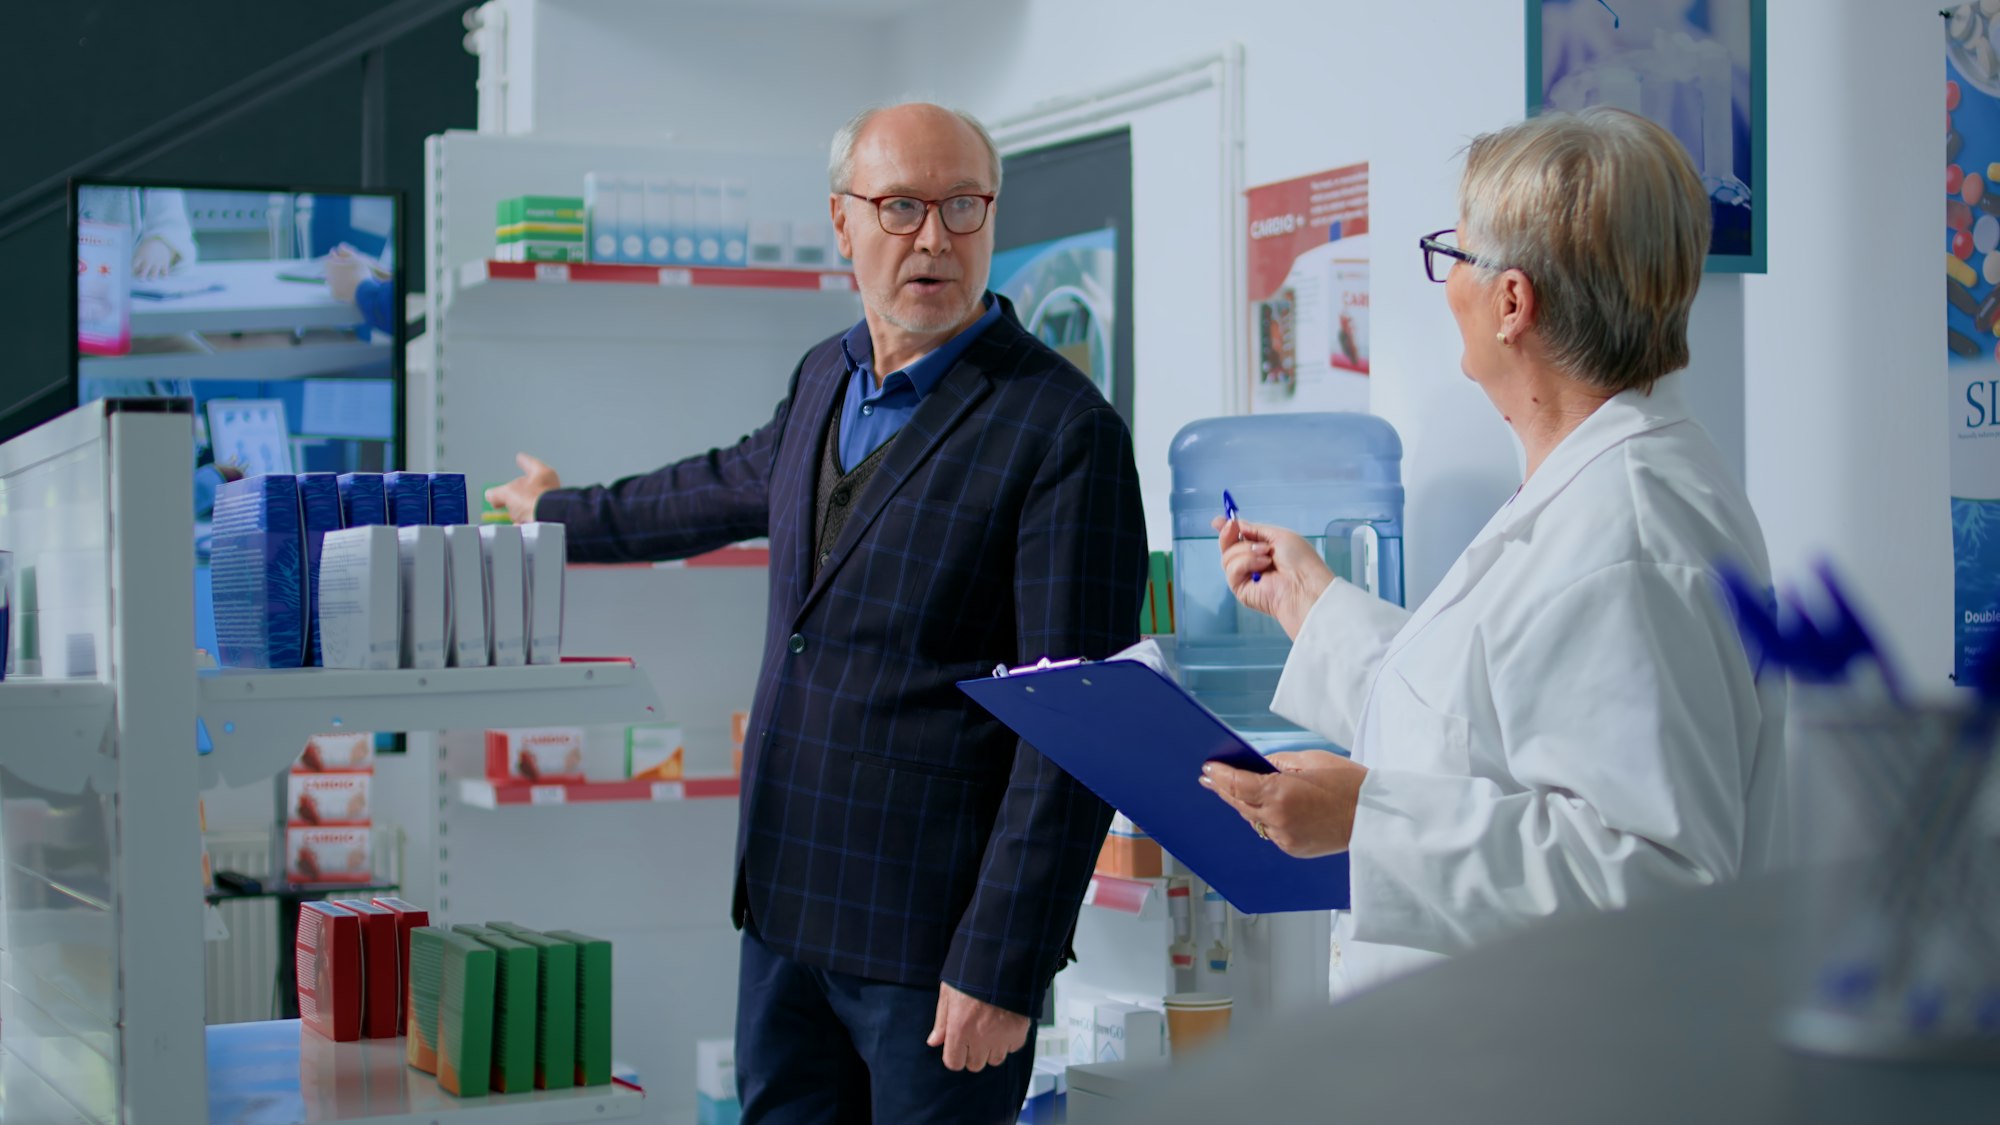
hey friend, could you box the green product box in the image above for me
[456,925,538,1094]
[497,223,586,242]
[544,930,612,1086]
[495,241,590,264]
[437,930,497,1097]
[487,921,578,1090]
[1149,550,1175,634]
[497,195,586,226]
[405,927,447,1075]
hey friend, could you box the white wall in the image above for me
[1744,0,1952,692]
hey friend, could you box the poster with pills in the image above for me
[1530,0,1766,273]
[1245,164,1370,415]
[1947,4,2000,684]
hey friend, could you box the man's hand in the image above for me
[484,453,562,524]
[1213,516,1334,640]
[132,238,177,280]
[927,982,1029,1073]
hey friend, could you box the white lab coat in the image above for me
[1271,373,1790,996]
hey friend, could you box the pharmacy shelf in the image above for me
[197,660,665,789]
[207,1020,643,1125]
[0,679,115,794]
[445,260,860,341]
[1083,874,1166,917]
[456,775,741,808]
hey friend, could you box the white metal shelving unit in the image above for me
[0,399,673,1123]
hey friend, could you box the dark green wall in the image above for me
[0,1,476,439]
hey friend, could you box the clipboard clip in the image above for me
[990,656,1092,679]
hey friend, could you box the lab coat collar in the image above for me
[1474,372,1693,550]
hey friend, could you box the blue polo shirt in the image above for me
[836,294,1002,472]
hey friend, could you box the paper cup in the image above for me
[1163,992,1232,1058]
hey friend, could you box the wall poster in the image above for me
[1947,4,2000,684]
[1245,163,1369,414]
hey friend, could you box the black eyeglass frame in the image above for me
[843,192,997,236]
[1418,227,1507,283]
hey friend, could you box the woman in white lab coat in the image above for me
[1200,108,1789,996]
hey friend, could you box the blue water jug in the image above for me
[1169,413,1404,733]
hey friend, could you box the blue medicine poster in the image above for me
[1947,4,2000,683]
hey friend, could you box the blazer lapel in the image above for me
[794,352,994,623]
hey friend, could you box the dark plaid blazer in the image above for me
[540,300,1147,1015]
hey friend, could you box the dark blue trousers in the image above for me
[736,928,1038,1125]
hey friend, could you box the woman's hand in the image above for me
[132,237,177,280]
[1199,754,1367,858]
[1214,516,1335,640]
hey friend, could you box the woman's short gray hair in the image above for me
[1459,107,1710,394]
[828,103,1003,196]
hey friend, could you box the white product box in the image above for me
[1091,1001,1166,1064]
[643,177,673,264]
[519,522,565,665]
[789,220,833,269]
[316,527,399,670]
[618,174,647,263]
[748,219,790,268]
[696,178,724,264]
[1066,998,1094,1067]
[297,731,374,773]
[670,176,698,264]
[625,723,684,781]
[443,525,489,668]
[396,526,446,670]
[584,172,618,263]
[695,1038,735,1101]
[721,180,749,266]
[478,524,526,667]
[288,772,372,826]
[286,825,372,883]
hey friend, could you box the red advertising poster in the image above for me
[1246,164,1370,413]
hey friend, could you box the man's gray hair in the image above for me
[828,103,1003,196]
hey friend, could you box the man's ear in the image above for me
[830,194,853,262]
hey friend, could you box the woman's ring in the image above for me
[1255,820,1272,841]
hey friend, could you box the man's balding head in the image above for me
[829,103,1001,196]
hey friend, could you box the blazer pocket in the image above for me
[1372,669,1472,776]
[849,749,1005,784]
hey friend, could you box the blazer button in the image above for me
[831,487,851,507]
[789,633,806,654]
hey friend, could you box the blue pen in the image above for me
[1222,490,1259,582]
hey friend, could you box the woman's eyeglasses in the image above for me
[1418,228,1501,283]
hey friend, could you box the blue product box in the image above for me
[697,1094,742,1125]
[383,472,430,527]
[297,474,342,666]
[337,473,386,528]
[211,474,306,669]
[428,473,469,526]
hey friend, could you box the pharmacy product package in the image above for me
[443,525,490,667]
[520,522,565,664]
[371,897,430,1036]
[210,474,307,668]
[297,473,341,666]
[437,929,499,1097]
[336,473,386,528]
[406,927,447,1074]
[396,526,446,670]
[428,473,469,526]
[330,899,401,1039]
[479,524,527,666]
[297,731,374,773]
[625,723,684,781]
[485,727,586,783]
[296,902,363,1041]
[456,925,539,1093]
[316,526,399,670]
[288,772,372,826]
[544,930,613,1086]
[287,826,372,883]
[487,922,577,1090]
[383,471,429,527]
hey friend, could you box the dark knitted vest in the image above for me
[813,393,894,577]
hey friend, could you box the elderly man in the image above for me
[487,103,1147,1123]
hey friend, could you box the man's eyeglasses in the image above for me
[1418,228,1499,283]
[845,192,995,236]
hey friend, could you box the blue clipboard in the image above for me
[959,659,1348,914]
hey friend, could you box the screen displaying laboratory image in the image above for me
[990,227,1118,407]
[1531,0,1765,270]
[72,181,403,562]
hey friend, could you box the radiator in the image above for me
[204,831,277,1024]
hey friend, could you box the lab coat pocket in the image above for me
[1374,669,1472,776]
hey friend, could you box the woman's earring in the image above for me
[1496,332,1510,347]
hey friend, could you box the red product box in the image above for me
[297,902,363,1042]
[372,897,430,1036]
[485,727,586,782]
[288,773,372,826]
[296,731,375,773]
[331,899,401,1038]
